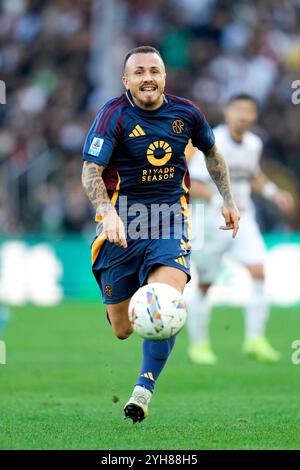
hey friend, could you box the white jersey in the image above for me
[188,124,263,214]
[188,124,266,278]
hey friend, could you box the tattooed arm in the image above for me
[204,144,235,206]
[203,144,240,238]
[81,161,127,247]
[81,161,114,215]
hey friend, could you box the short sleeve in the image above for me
[191,106,215,153]
[82,99,123,167]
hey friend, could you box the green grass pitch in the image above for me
[0,301,300,450]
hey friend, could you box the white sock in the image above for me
[185,287,211,344]
[245,279,269,339]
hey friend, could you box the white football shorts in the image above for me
[191,207,266,284]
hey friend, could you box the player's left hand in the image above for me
[273,190,295,213]
[220,203,240,238]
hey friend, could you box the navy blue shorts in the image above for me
[91,224,191,304]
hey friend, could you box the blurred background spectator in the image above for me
[0,0,299,235]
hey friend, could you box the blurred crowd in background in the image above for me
[0,0,299,235]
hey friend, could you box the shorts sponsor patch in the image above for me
[89,137,104,156]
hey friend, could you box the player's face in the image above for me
[225,99,257,134]
[123,53,166,110]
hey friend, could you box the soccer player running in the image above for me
[186,94,294,365]
[81,46,239,422]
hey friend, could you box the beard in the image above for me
[135,88,163,109]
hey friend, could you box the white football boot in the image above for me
[124,386,152,423]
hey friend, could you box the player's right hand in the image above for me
[102,210,128,248]
[273,190,295,214]
[220,203,240,238]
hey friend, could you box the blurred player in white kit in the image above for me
[186,94,294,364]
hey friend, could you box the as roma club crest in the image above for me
[172,119,185,134]
[105,285,113,297]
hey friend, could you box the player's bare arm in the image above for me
[81,161,127,248]
[81,161,113,214]
[203,144,240,238]
[251,172,294,213]
[204,144,235,207]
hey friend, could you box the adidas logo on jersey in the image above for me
[129,125,146,137]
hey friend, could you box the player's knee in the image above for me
[116,332,131,340]
[247,264,265,279]
[113,325,133,340]
[148,266,187,293]
[199,283,211,294]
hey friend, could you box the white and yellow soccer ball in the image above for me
[128,283,187,341]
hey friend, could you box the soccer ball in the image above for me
[128,282,187,340]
